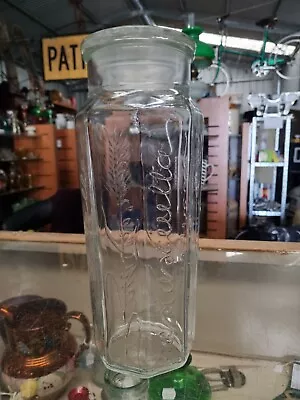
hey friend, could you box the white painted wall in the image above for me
[73,90,88,111]
[189,62,279,113]
[281,53,300,112]
[217,63,278,112]
[281,53,300,93]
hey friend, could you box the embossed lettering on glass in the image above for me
[77,26,204,378]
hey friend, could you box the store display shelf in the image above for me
[204,125,220,138]
[10,92,25,99]
[252,210,282,217]
[53,100,77,113]
[254,162,285,167]
[0,158,43,163]
[202,184,218,192]
[256,115,290,122]
[0,186,44,198]
[204,133,219,137]
[11,134,39,138]
[1,133,47,139]
[60,169,76,173]
[34,174,52,177]
[199,233,208,238]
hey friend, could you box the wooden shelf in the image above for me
[1,133,47,139]
[7,134,39,138]
[19,157,43,162]
[52,101,76,113]
[0,186,44,198]
[0,159,17,163]
[254,162,284,167]
[252,210,281,217]
[202,184,218,192]
[13,124,59,200]
[56,129,79,189]
[10,92,25,99]
[0,158,42,163]
[200,96,237,239]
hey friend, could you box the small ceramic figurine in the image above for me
[20,380,38,398]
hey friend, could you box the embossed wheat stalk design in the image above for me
[103,127,138,337]
[105,128,131,209]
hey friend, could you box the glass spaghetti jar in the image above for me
[77,26,204,379]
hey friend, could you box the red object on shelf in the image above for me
[70,96,77,109]
[68,386,90,400]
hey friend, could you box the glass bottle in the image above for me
[6,111,20,135]
[77,25,203,379]
[9,162,18,190]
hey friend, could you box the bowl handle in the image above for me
[66,311,91,358]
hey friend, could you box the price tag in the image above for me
[291,363,300,390]
[162,388,176,399]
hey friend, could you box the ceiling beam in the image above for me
[55,10,148,32]
[126,0,156,25]
[205,17,300,35]
[179,0,188,13]
[82,6,299,36]
[143,8,300,35]
[93,9,154,28]
[80,4,99,25]
[2,0,57,36]
[272,0,283,18]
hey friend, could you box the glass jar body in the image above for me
[78,25,203,379]
[78,88,203,378]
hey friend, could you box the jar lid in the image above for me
[82,25,195,62]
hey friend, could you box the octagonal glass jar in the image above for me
[77,25,203,378]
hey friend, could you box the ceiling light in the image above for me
[161,26,295,57]
[201,32,295,55]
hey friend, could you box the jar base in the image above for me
[102,370,148,400]
[105,320,185,378]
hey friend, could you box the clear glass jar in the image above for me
[77,25,203,379]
